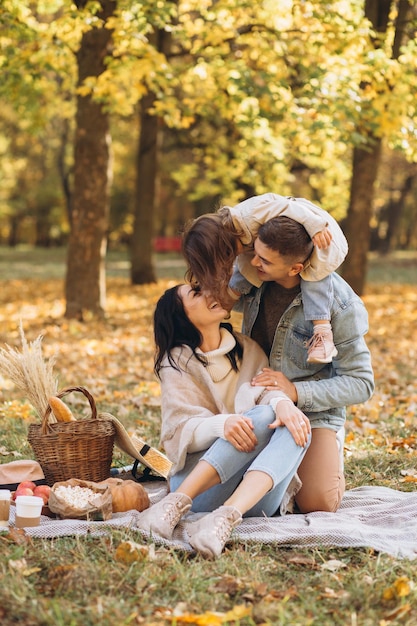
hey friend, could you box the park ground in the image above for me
[0,248,416,625]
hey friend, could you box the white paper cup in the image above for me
[15,495,44,528]
[0,489,11,528]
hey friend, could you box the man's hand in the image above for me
[224,415,257,452]
[251,368,298,403]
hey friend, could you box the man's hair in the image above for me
[258,216,314,264]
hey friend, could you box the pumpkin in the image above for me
[99,477,150,513]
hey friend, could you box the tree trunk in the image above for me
[341,0,410,294]
[380,172,415,253]
[57,118,73,228]
[64,0,116,319]
[130,13,176,285]
[341,140,382,293]
[341,0,390,295]
[130,92,159,285]
[8,216,19,247]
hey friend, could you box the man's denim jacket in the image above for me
[231,270,375,431]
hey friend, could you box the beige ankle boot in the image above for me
[136,492,192,539]
[186,505,242,559]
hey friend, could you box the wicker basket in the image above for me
[28,386,116,486]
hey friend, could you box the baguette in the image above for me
[48,396,76,422]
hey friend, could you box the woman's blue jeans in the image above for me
[169,405,310,517]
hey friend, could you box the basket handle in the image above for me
[42,386,98,434]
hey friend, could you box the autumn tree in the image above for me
[342,0,415,294]
[130,10,177,285]
[64,0,117,319]
[1,0,417,305]
[0,3,74,247]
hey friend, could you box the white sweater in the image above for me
[159,329,288,473]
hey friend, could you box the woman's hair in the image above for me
[153,284,243,377]
[258,216,314,265]
[181,208,243,302]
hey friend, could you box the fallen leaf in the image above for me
[8,557,40,576]
[173,604,252,625]
[209,575,244,596]
[382,576,413,601]
[114,540,153,564]
[0,527,32,545]
[320,587,350,599]
[320,559,347,572]
[400,468,417,477]
[288,553,317,567]
[384,602,412,620]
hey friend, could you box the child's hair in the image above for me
[182,207,243,302]
[258,216,314,265]
[153,284,243,377]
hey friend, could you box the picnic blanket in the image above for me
[9,484,417,560]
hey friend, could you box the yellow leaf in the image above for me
[382,576,412,601]
[223,605,252,621]
[114,540,149,564]
[393,576,411,597]
[22,567,42,577]
[175,605,251,625]
[175,612,223,625]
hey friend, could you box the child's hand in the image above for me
[312,227,332,249]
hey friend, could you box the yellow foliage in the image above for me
[114,540,149,565]
[173,604,252,625]
[382,576,412,601]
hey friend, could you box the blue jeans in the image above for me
[301,274,333,321]
[169,405,310,517]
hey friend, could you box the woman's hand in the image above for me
[251,368,298,403]
[224,415,257,452]
[269,401,311,447]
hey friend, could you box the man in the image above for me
[230,216,374,513]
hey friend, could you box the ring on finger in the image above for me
[274,381,278,386]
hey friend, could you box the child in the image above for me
[182,193,348,364]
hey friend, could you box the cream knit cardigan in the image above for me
[159,331,287,474]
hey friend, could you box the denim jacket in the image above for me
[231,270,375,431]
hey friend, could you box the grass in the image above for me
[366,250,417,285]
[0,247,416,625]
[0,245,187,281]
[1,245,416,284]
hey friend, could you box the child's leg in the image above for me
[301,276,337,363]
[301,274,333,321]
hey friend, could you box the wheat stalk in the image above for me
[0,323,59,419]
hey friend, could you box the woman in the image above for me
[136,284,311,559]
